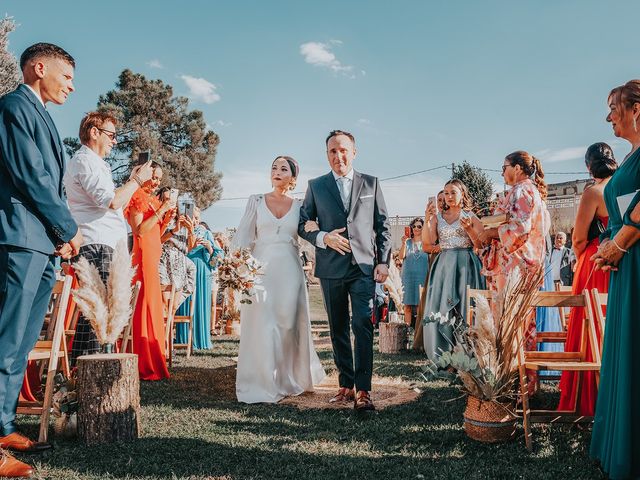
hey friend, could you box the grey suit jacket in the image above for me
[0,84,78,254]
[298,170,391,279]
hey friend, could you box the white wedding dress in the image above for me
[232,194,325,403]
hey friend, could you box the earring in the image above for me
[634,116,638,133]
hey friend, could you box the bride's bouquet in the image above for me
[218,248,265,304]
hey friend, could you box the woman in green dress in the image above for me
[590,80,640,479]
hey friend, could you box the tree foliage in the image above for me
[451,160,493,215]
[64,69,222,208]
[0,17,21,97]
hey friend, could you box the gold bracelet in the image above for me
[612,238,628,253]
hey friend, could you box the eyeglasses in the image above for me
[502,164,511,173]
[97,127,117,141]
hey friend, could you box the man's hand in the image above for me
[55,243,73,259]
[324,227,351,255]
[69,230,84,257]
[374,264,389,283]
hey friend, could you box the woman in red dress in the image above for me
[557,143,617,415]
[125,165,175,380]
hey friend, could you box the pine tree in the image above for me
[64,69,222,208]
[451,160,493,215]
[0,17,21,97]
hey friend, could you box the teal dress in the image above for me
[422,213,485,362]
[176,227,224,350]
[590,148,640,479]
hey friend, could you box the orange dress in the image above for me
[125,189,170,381]
[557,217,609,415]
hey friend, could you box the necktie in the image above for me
[337,177,350,210]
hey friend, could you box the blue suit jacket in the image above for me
[298,170,391,279]
[0,84,78,254]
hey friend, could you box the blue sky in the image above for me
[3,1,637,230]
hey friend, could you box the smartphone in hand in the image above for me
[428,196,437,214]
[169,188,179,203]
[404,226,411,237]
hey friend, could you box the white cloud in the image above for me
[356,118,372,126]
[180,75,221,104]
[216,120,232,127]
[299,41,358,78]
[146,59,164,69]
[536,146,587,163]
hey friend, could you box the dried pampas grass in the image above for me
[384,261,404,312]
[72,241,136,346]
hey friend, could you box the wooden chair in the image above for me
[17,275,73,443]
[118,281,141,354]
[590,289,607,353]
[464,287,492,327]
[169,284,197,363]
[554,281,572,330]
[517,290,601,451]
[162,285,177,366]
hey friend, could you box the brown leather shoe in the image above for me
[0,450,34,478]
[0,433,51,453]
[354,390,376,411]
[329,387,355,404]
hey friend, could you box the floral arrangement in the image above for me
[71,241,136,349]
[51,372,78,438]
[423,267,543,404]
[218,248,264,304]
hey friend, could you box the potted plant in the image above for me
[423,268,543,443]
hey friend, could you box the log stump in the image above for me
[378,322,409,354]
[77,353,140,445]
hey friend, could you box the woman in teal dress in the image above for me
[176,209,224,350]
[421,179,485,362]
[590,80,640,479]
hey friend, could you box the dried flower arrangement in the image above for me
[218,248,264,304]
[71,241,136,350]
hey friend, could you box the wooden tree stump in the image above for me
[379,322,409,354]
[77,353,140,445]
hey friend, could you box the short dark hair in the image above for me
[326,130,355,146]
[585,142,617,179]
[20,43,75,71]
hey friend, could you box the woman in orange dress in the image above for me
[125,165,175,381]
[557,143,617,415]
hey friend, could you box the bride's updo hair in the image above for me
[585,142,617,179]
[273,155,299,191]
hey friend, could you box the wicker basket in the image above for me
[463,395,516,443]
[378,322,408,354]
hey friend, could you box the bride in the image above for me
[232,156,325,403]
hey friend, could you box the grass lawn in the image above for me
[16,286,603,479]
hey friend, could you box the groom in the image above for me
[299,130,391,411]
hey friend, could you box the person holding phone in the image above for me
[421,179,485,362]
[64,111,154,363]
[398,218,429,327]
[125,164,176,380]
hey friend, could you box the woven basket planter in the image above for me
[463,395,516,443]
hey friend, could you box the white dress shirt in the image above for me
[23,84,45,107]
[316,169,354,249]
[63,145,128,249]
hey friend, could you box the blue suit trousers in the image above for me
[0,245,55,436]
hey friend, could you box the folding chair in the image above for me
[162,285,177,366]
[169,284,197,362]
[590,289,607,353]
[118,281,141,354]
[554,281,572,330]
[16,275,74,443]
[517,290,600,451]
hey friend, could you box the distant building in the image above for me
[546,179,592,235]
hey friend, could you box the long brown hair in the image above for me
[505,151,547,200]
[444,179,474,211]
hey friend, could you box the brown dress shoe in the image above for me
[0,433,51,453]
[354,390,376,411]
[0,450,34,478]
[329,387,355,404]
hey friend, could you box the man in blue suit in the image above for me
[0,43,82,470]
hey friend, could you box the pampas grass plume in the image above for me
[72,257,108,344]
[105,241,136,344]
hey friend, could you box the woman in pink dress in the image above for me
[480,151,550,391]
